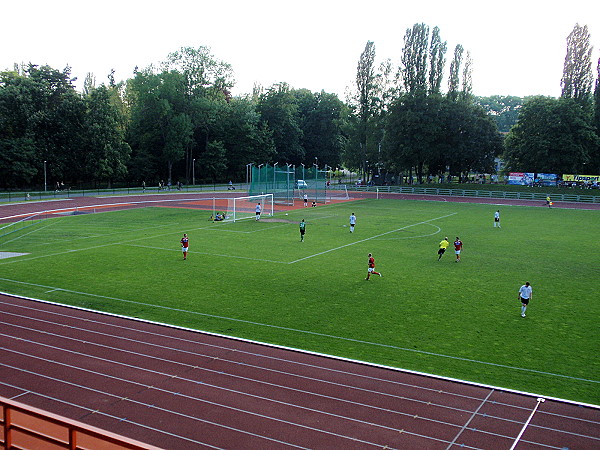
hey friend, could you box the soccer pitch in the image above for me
[0,198,598,404]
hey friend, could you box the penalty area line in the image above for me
[288,212,457,264]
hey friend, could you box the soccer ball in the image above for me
[285,213,288,215]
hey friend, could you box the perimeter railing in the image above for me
[340,185,600,204]
[0,183,241,204]
[0,396,159,449]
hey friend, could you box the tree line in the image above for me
[1,23,599,190]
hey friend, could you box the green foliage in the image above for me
[0,65,130,189]
[1,199,598,403]
[504,96,600,173]
[384,94,501,180]
[476,95,523,133]
[257,83,305,164]
[561,24,594,105]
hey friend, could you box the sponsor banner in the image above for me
[508,172,534,185]
[562,174,600,183]
[536,173,559,186]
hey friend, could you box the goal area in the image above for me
[226,194,273,222]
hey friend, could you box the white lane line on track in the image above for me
[0,351,429,449]
[3,317,595,447]
[446,389,495,449]
[2,296,599,440]
[0,314,496,423]
[0,381,228,450]
[4,306,600,441]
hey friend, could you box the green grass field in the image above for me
[1,198,599,404]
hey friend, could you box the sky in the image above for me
[2,0,599,100]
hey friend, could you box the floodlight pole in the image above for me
[301,163,305,181]
[192,159,195,186]
[246,163,253,189]
[273,162,278,191]
[44,160,47,192]
[314,162,318,203]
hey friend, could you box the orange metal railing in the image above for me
[0,396,161,449]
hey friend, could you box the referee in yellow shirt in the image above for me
[437,237,450,261]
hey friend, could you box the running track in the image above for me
[1,294,599,449]
[1,193,599,448]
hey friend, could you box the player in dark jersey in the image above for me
[365,253,382,280]
[453,237,463,262]
[180,233,189,260]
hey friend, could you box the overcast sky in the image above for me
[2,0,599,99]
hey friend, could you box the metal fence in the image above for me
[3,183,600,205]
[0,184,241,204]
[345,185,600,204]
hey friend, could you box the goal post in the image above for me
[227,194,274,222]
[326,184,350,202]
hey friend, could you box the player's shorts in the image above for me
[368,267,375,273]
[455,250,461,255]
[520,296,530,305]
[182,246,189,252]
[494,218,499,222]
[350,223,355,227]
[300,229,305,235]
[438,248,446,255]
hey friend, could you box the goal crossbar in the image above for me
[227,194,274,222]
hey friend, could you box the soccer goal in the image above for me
[227,194,274,222]
[326,184,350,202]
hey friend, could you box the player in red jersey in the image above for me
[180,233,189,260]
[453,237,463,262]
[365,253,382,280]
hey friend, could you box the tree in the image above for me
[476,96,524,133]
[592,56,600,173]
[504,96,599,173]
[198,140,227,182]
[163,46,234,99]
[295,89,346,169]
[353,41,378,174]
[401,23,429,94]
[459,51,473,101]
[428,26,447,95]
[561,24,594,105]
[81,85,131,185]
[384,93,445,182]
[0,64,86,188]
[447,45,464,101]
[256,83,304,164]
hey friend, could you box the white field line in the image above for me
[1,222,57,246]
[127,244,289,264]
[375,223,441,240]
[0,197,210,221]
[289,213,457,264]
[0,279,598,386]
[0,220,226,266]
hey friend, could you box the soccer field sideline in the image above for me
[0,278,597,390]
[0,195,598,402]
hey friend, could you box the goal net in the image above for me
[226,194,274,222]
[326,184,350,202]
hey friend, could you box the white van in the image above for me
[295,180,308,189]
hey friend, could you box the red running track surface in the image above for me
[0,293,598,449]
